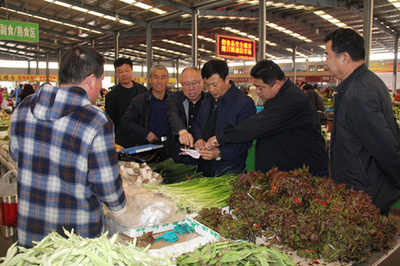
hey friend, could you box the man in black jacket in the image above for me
[121,64,170,146]
[105,58,147,148]
[206,60,328,178]
[166,67,205,164]
[324,28,400,216]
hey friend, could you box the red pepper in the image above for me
[313,195,333,207]
[295,196,302,205]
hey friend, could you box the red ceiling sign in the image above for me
[216,35,255,60]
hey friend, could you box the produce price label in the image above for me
[0,19,39,42]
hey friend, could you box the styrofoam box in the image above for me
[123,217,220,259]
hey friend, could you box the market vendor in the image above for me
[9,46,127,248]
[206,60,328,178]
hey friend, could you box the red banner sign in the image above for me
[217,35,255,60]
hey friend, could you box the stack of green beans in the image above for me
[0,229,173,265]
[176,240,295,265]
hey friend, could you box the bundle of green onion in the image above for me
[145,173,238,212]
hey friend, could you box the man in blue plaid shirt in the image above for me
[9,46,127,247]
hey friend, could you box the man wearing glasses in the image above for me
[166,67,205,164]
[192,59,256,177]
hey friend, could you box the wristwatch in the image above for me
[215,149,222,161]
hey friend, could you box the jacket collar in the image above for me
[217,80,238,104]
[182,91,205,104]
[264,78,291,106]
[147,88,168,101]
[336,63,368,94]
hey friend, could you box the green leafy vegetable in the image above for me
[195,168,397,263]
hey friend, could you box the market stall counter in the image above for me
[1,145,400,265]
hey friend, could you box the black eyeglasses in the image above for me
[181,80,201,87]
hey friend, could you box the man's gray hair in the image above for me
[149,64,168,77]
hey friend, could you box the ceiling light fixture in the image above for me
[223,27,278,46]
[266,22,313,43]
[188,34,216,43]
[119,0,166,15]
[120,0,136,4]
[388,0,400,8]
[313,10,349,28]
[45,0,134,25]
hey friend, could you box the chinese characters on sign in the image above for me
[230,77,253,83]
[0,74,57,82]
[0,19,39,42]
[217,35,255,60]
[112,76,176,84]
[321,76,337,83]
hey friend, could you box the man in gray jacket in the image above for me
[325,28,400,216]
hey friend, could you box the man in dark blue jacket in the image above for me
[324,28,400,216]
[121,64,170,146]
[192,59,256,177]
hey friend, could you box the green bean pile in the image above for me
[0,229,173,266]
[176,240,294,265]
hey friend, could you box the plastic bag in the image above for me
[105,186,183,229]
[140,201,175,227]
[0,169,17,197]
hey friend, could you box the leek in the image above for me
[144,173,238,212]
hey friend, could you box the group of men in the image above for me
[105,56,328,178]
[9,27,400,248]
[106,57,257,177]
